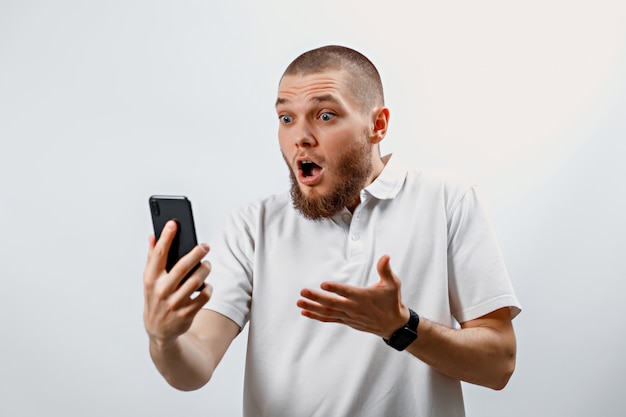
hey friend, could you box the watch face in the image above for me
[394,329,417,348]
[388,327,417,350]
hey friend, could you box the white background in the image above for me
[1,1,625,416]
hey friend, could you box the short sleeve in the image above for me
[203,207,255,329]
[447,185,521,323]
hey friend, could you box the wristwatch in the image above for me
[384,308,419,351]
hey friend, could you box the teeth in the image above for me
[301,160,314,177]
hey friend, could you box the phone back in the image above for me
[149,195,198,272]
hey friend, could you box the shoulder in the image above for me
[404,167,478,212]
[226,192,292,230]
[234,191,291,217]
[212,192,293,256]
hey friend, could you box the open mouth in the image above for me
[300,160,322,177]
[297,159,324,185]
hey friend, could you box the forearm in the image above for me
[149,333,216,391]
[406,310,516,390]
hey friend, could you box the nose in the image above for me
[295,122,316,148]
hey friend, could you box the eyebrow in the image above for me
[275,94,341,107]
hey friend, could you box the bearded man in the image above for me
[143,45,521,417]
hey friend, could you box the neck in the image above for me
[346,154,389,213]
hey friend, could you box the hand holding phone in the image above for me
[149,195,205,291]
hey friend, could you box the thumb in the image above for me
[376,255,395,284]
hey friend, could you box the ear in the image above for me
[369,107,390,144]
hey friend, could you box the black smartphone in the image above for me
[149,195,204,290]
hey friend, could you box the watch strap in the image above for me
[383,308,419,351]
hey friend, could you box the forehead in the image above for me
[276,70,358,107]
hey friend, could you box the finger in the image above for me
[178,282,213,318]
[298,288,354,317]
[320,281,360,300]
[176,260,212,300]
[169,243,209,286]
[376,254,395,284]
[163,262,211,314]
[147,243,210,306]
[300,308,343,324]
[143,235,162,291]
[148,234,156,250]
[300,288,350,309]
[297,298,345,320]
[144,234,157,271]
[145,220,178,280]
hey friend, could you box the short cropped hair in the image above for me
[281,45,385,112]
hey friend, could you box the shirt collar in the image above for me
[363,154,408,200]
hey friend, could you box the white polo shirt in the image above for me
[205,154,521,417]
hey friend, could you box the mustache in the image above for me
[281,151,327,170]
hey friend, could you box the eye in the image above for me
[319,112,335,122]
[279,115,293,124]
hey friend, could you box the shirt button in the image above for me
[342,214,351,223]
[351,234,360,241]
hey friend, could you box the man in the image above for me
[143,45,521,416]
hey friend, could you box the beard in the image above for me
[286,136,373,221]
